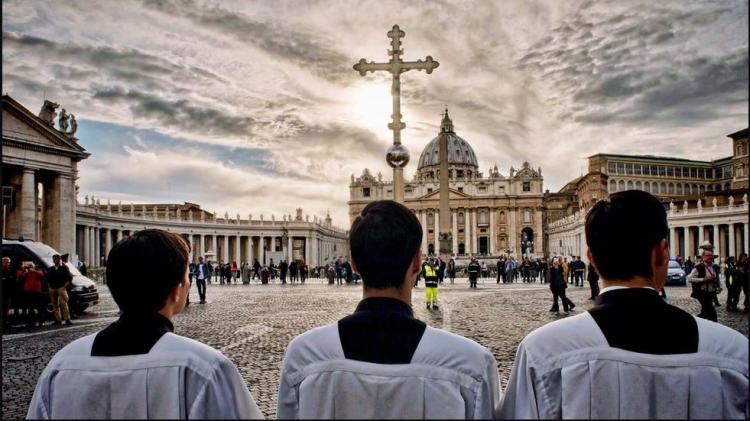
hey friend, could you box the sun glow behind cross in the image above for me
[349,80,393,141]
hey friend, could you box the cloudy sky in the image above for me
[3,0,747,227]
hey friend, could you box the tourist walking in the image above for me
[280,259,288,284]
[538,257,548,283]
[289,260,298,283]
[447,257,456,284]
[467,257,480,289]
[549,257,575,314]
[27,229,262,419]
[186,261,196,305]
[438,256,446,284]
[496,257,504,283]
[241,262,251,284]
[193,256,211,304]
[737,252,749,312]
[725,256,741,311]
[504,257,515,284]
[2,257,16,332]
[688,243,721,322]
[252,259,261,281]
[47,254,73,326]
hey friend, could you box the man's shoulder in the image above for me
[414,326,495,369]
[284,323,343,363]
[695,317,749,362]
[518,313,603,360]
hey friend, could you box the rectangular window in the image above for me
[427,188,433,193]
[617,162,625,174]
[458,187,463,193]
[667,167,674,177]
[362,187,370,197]
[635,165,642,175]
[658,166,666,177]
[458,229,464,233]
[690,168,696,178]
[625,163,633,175]
[478,187,487,193]
[608,162,616,173]
[523,182,531,192]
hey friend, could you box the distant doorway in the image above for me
[458,243,465,255]
[479,237,488,255]
[428,243,435,255]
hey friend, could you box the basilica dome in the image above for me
[417,110,478,170]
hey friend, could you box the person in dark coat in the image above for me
[549,257,575,314]
[467,257,481,289]
[688,244,721,322]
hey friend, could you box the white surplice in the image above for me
[26,333,263,419]
[277,323,501,419]
[497,312,748,419]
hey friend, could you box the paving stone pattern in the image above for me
[3,279,748,419]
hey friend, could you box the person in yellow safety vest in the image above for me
[562,257,570,284]
[424,258,439,310]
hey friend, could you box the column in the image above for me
[199,234,205,258]
[669,227,677,257]
[728,223,736,258]
[116,230,123,243]
[305,236,311,264]
[82,226,90,265]
[235,235,241,263]
[713,225,720,260]
[20,168,37,240]
[270,236,277,252]
[698,225,704,247]
[744,223,749,255]
[104,229,112,259]
[313,236,319,266]
[93,227,100,267]
[223,235,229,262]
[489,208,496,255]
[468,209,475,254]
[683,227,690,259]
[185,234,193,260]
[287,235,294,261]
[509,207,517,254]
[89,227,96,266]
[210,235,217,258]
[419,211,427,255]
[451,210,458,255]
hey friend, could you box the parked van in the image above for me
[2,238,99,315]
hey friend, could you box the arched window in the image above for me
[724,183,731,191]
[668,183,675,194]
[458,243,465,255]
[609,179,617,193]
[627,180,634,190]
[635,181,642,190]
[500,211,506,223]
[644,182,651,193]
[659,182,666,194]
[618,180,625,192]
[677,183,683,195]
[458,212,465,224]
[698,185,705,195]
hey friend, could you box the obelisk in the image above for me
[438,109,453,260]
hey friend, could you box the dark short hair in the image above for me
[349,200,422,289]
[585,190,668,280]
[106,229,190,313]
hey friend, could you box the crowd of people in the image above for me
[2,253,76,332]
[22,193,750,419]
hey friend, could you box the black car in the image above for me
[3,239,99,315]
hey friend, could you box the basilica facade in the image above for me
[348,111,545,257]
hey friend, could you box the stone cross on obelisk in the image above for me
[353,24,439,203]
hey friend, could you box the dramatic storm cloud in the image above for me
[2,0,747,226]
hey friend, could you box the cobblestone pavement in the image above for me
[3,278,748,419]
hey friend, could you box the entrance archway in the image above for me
[479,237,488,255]
[521,227,534,255]
[458,243,465,255]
